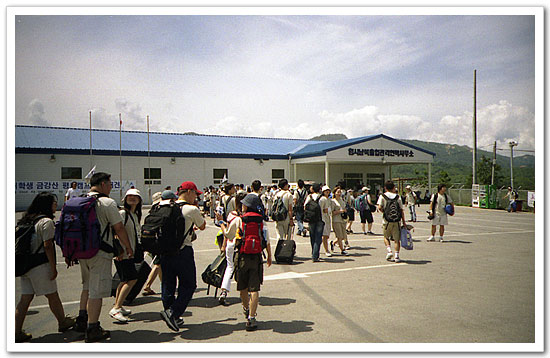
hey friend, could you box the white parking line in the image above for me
[263,263,404,281]
[29,300,81,310]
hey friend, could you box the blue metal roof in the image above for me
[15,126,435,159]
[15,125,326,159]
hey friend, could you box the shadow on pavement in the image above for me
[26,310,39,316]
[259,296,296,306]
[444,240,472,244]
[318,258,354,263]
[108,329,180,343]
[349,246,377,251]
[403,260,432,265]
[125,295,162,306]
[178,318,314,340]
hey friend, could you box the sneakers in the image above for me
[175,317,185,329]
[243,306,250,319]
[367,231,375,235]
[246,317,258,331]
[74,314,88,332]
[439,236,445,243]
[58,316,76,332]
[109,308,129,323]
[427,236,435,242]
[120,307,132,316]
[386,252,394,261]
[325,251,333,257]
[363,232,367,235]
[312,258,321,262]
[85,323,110,343]
[341,250,350,256]
[15,330,32,343]
[394,257,401,263]
[160,309,180,332]
[219,291,228,306]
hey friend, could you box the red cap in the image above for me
[178,181,203,195]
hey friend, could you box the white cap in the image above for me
[123,188,142,201]
[322,185,331,192]
[362,186,369,192]
[406,185,412,189]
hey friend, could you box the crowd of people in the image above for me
[15,172,455,343]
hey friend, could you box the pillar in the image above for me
[293,162,297,182]
[324,160,329,186]
[428,162,432,194]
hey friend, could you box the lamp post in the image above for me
[509,141,518,189]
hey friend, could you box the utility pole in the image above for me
[89,111,93,171]
[472,69,477,185]
[119,113,123,203]
[509,141,518,189]
[147,115,151,203]
[491,141,496,185]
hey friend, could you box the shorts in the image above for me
[360,210,374,224]
[346,208,355,222]
[20,262,57,296]
[114,259,139,282]
[431,214,448,226]
[322,219,331,236]
[332,221,347,240]
[79,254,113,299]
[383,222,401,241]
[236,254,262,292]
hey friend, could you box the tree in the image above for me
[477,155,504,185]
[438,170,452,186]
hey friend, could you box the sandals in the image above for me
[142,288,157,296]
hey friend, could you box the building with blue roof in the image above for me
[15,125,434,208]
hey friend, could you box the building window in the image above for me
[144,168,161,185]
[213,169,228,185]
[343,173,363,190]
[272,169,285,184]
[61,167,82,180]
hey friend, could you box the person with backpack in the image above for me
[220,183,236,221]
[377,180,407,263]
[70,172,133,342]
[15,192,76,343]
[272,179,294,240]
[330,187,350,256]
[158,182,206,332]
[356,187,375,235]
[503,186,519,212]
[427,184,454,242]
[216,192,247,306]
[234,193,273,331]
[303,183,324,262]
[142,191,163,296]
[109,188,143,322]
[405,185,418,222]
[293,179,308,237]
[345,189,355,237]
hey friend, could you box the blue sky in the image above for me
[15,15,535,151]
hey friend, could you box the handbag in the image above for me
[341,211,348,220]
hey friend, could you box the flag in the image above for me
[221,173,228,184]
[84,165,96,183]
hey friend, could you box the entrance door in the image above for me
[344,173,363,190]
[366,173,385,195]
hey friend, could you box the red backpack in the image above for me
[240,212,264,255]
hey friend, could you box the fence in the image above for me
[412,186,534,212]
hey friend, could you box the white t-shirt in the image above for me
[275,190,293,210]
[430,192,453,216]
[223,213,242,242]
[376,192,404,224]
[319,196,331,224]
[65,187,81,200]
[405,191,417,207]
[119,210,140,260]
[220,194,235,215]
[88,191,123,259]
[30,217,55,254]
[179,201,206,248]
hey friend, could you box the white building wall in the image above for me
[15,153,290,209]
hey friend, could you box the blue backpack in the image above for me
[354,195,367,211]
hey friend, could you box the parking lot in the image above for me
[13,204,536,344]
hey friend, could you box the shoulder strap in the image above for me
[177,202,197,240]
[432,193,438,211]
[31,215,49,255]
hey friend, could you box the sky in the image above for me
[15,14,536,153]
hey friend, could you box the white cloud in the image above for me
[27,99,49,126]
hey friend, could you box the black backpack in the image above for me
[382,194,402,223]
[513,190,519,200]
[140,202,193,256]
[271,194,289,222]
[15,215,49,277]
[295,189,308,213]
[303,194,322,223]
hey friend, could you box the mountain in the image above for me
[309,133,348,141]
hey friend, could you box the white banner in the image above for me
[527,191,535,208]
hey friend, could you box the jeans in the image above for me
[408,205,417,221]
[309,221,324,260]
[160,246,197,318]
[295,211,305,234]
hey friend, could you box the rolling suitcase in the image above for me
[275,226,296,264]
[111,260,152,304]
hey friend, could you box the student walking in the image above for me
[142,191,163,296]
[377,180,407,263]
[15,192,76,343]
[74,172,133,342]
[427,184,454,242]
[64,181,81,202]
[216,192,247,306]
[109,188,143,322]
[330,187,350,256]
[503,186,518,212]
[272,179,294,240]
[320,185,333,257]
[345,189,355,236]
[220,183,236,220]
[304,183,324,262]
[235,193,273,331]
[293,179,308,237]
[405,185,417,222]
[357,187,375,235]
[159,182,206,332]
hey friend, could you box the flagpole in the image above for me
[89,111,93,171]
[119,113,123,203]
[147,115,151,203]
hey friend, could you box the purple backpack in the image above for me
[55,195,110,264]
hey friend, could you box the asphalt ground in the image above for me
[13,204,535,344]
